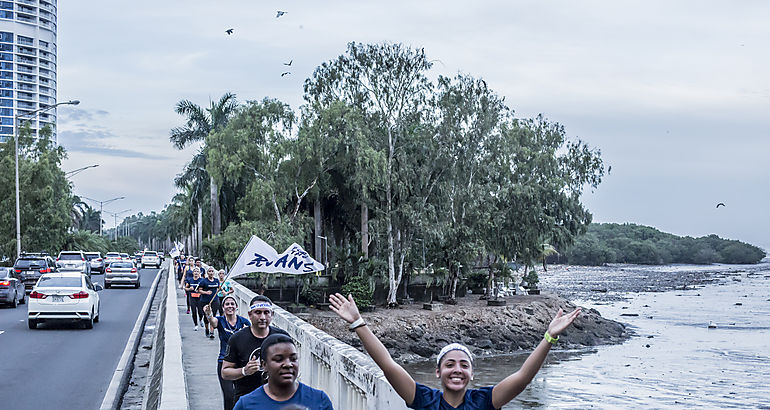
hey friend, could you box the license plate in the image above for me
[50,295,65,302]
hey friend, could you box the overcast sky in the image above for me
[56,1,770,251]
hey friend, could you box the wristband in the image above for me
[241,367,247,377]
[349,317,366,331]
[544,331,559,345]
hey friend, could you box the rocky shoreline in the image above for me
[303,292,630,365]
[305,262,770,364]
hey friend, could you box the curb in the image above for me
[100,265,165,410]
[159,262,188,409]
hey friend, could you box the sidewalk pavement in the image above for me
[175,283,223,409]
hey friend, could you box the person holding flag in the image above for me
[221,296,288,404]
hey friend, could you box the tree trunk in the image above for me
[386,127,397,306]
[197,207,203,256]
[211,176,221,236]
[361,198,369,259]
[314,197,323,264]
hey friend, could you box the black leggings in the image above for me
[218,361,236,410]
[190,297,205,326]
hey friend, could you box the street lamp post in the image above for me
[15,99,80,259]
[64,164,99,178]
[80,195,126,236]
[106,209,132,241]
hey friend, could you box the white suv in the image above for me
[56,251,92,277]
[141,251,160,268]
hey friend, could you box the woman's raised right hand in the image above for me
[329,293,361,324]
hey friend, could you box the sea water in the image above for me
[405,264,770,409]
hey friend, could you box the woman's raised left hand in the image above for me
[546,307,581,337]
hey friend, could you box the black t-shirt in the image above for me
[223,325,288,397]
[199,277,219,303]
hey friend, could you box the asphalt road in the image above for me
[0,267,160,410]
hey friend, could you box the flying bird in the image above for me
[276,11,287,18]
[281,72,291,77]
[284,60,293,66]
[225,28,234,35]
[716,203,725,208]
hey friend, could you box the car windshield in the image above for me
[15,259,44,268]
[37,276,82,288]
[111,262,133,269]
[120,254,128,257]
[59,253,83,261]
[0,268,10,278]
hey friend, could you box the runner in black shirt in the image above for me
[198,267,220,338]
[222,295,288,403]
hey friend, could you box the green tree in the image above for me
[170,92,238,237]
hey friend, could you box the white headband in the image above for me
[249,302,273,312]
[436,343,473,366]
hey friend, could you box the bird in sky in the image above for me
[284,60,293,66]
[716,203,726,208]
[276,11,287,18]
[225,28,234,35]
[281,72,291,77]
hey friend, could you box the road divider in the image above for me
[99,267,164,410]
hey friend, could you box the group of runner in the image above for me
[172,255,581,410]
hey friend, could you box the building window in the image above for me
[0,98,12,107]
[0,80,10,88]
[0,62,12,70]
[0,71,10,79]
[0,2,13,10]
[0,108,11,116]
[0,126,12,134]
[0,43,10,51]
[0,10,12,19]
[0,89,11,97]
[16,35,33,45]
[0,117,12,125]
[0,31,13,43]
[0,52,12,61]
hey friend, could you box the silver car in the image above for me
[104,261,140,288]
[56,251,92,277]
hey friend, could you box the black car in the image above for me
[0,267,26,307]
[14,255,57,292]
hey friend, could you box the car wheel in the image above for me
[10,292,18,308]
[28,319,37,329]
[105,283,111,289]
[84,310,94,329]
[94,305,100,323]
[134,281,141,289]
[19,292,25,304]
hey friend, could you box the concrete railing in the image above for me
[230,280,409,410]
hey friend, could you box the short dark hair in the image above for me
[250,295,272,306]
[260,333,294,362]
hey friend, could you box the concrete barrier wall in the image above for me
[230,280,409,410]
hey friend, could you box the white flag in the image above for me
[169,243,181,258]
[228,235,325,278]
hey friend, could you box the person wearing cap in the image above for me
[329,293,581,409]
[184,267,204,331]
[204,295,251,410]
[222,295,289,404]
[233,334,333,410]
[198,267,221,338]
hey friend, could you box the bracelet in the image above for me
[241,367,247,377]
[544,331,559,345]
[348,317,366,331]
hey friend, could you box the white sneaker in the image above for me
[194,325,199,331]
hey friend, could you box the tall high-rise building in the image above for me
[0,0,57,144]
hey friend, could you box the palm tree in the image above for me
[170,92,238,236]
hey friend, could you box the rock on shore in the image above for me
[303,293,630,364]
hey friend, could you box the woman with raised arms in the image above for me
[329,293,580,410]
